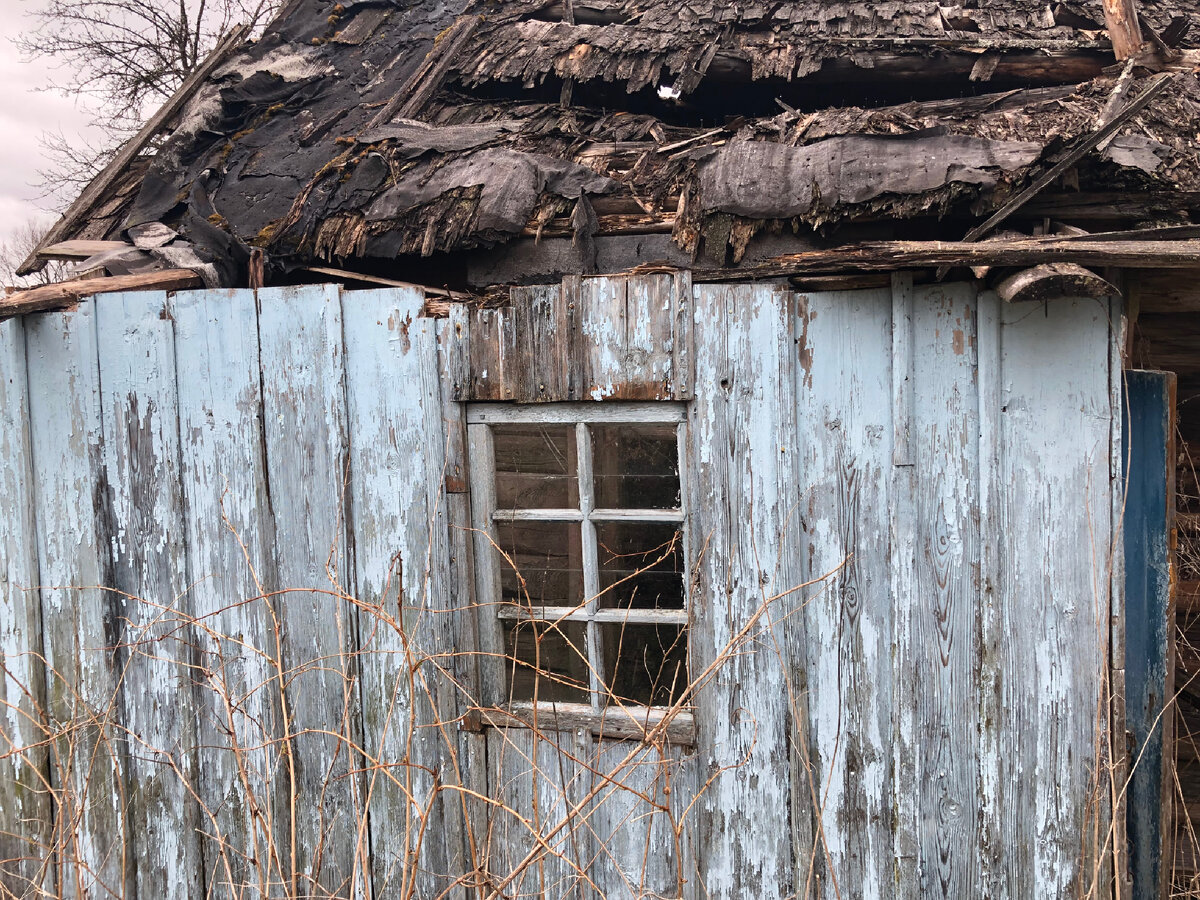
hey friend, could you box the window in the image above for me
[467,403,691,741]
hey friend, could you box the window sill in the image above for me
[471,701,696,746]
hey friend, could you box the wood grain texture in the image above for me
[23,306,128,899]
[94,290,202,900]
[689,283,795,897]
[257,285,366,897]
[792,284,896,899]
[171,289,283,898]
[341,287,459,897]
[0,317,52,897]
[909,283,981,897]
[997,295,1117,897]
[465,274,688,403]
[484,727,592,899]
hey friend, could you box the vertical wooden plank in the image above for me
[790,285,895,900]
[998,296,1116,898]
[975,289,1024,899]
[672,270,694,401]
[909,283,981,898]
[257,284,364,898]
[518,284,567,402]
[342,287,453,898]
[688,282,794,897]
[589,740,681,898]
[1123,369,1176,900]
[447,303,471,403]
[484,728,590,899]
[1109,297,1128,900]
[562,275,585,402]
[95,290,202,900]
[469,307,504,401]
[24,305,127,899]
[436,316,491,883]
[171,288,282,898]
[0,316,52,897]
[890,273,920,900]
[581,275,675,401]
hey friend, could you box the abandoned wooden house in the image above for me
[6,0,1200,896]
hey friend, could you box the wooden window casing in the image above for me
[467,402,694,743]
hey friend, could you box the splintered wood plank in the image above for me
[997,295,1116,897]
[0,317,52,897]
[256,285,365,898]
[171,289,282,898]
[688,283,795,897]
[790,284,895,899]
[581,274,675,400]
[908,283,981,897]
[94,290,202,900]
[484,727,591,898]
[23,305,128,899]
[341,287,456,897]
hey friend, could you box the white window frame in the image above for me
[467,402,694,743]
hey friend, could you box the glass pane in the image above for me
[600,622,687,706]
[497,521,584,612]
[504,619,590,703]
[591,423,680,509]
[493,424,579,509]
[596,522,684,610]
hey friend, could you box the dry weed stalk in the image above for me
[0,489,851,900]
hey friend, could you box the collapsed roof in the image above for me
[21,0,1200,288]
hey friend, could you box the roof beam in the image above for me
[0,269,203,321]
[693,237,1200,281]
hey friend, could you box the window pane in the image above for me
[600,622,688,706]
[493,424,578,509]
[596,522,684,610]
[591,423,680,509]
[497,521,584,611]
[504,619,590,703]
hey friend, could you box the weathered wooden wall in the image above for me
[0,278,1123,899]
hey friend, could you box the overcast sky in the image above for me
[0,0,101,247]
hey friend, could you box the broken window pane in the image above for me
[591,424,680,509]
[596,522,684,610]
[497,521,584,612]
[600,622,688,706]
[493,424,578,509]
[504,619,590,704]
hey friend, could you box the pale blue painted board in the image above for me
[0,316,52,897]
[998,296,1118,897]
[908,283,982,898]
[688,282,795,898]
[24,304,127,899]
[256,284,366,898]
[94,290,201,900]
[171,288,283,898]
[340,287,452,898]
[790,286,895,900]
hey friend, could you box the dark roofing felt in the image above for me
[37,0,1200,285]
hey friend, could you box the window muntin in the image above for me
[469,403,689,728]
